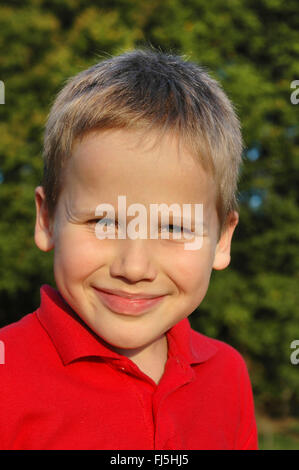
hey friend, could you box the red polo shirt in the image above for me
[0,284,258,450]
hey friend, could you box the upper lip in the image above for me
[94,287,165,300]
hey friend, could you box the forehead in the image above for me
[62,128,217,211]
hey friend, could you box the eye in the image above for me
[88,217,116,227]
[159,224,195,242]
[161,224,181,233]
[161,224,191,234]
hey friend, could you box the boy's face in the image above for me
[34,128,238,354]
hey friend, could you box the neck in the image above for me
[113,334,168,384]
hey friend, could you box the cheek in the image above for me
[169,243,214,295]
[53,228,106,278]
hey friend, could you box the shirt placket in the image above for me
[107,357,158,449]
[152,355,195,450]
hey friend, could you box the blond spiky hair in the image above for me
[42,47,243,236]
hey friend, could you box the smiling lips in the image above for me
[94,287,166,315]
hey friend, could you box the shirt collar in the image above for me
[36,284,218,366]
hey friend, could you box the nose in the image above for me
[109,239,158,283]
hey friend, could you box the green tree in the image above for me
[0,0,298,418]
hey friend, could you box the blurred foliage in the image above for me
[0,0,298,419]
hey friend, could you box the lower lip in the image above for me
[94,289,166,315]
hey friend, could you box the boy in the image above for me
[0,48,258,450]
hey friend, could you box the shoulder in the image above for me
[190,327,250,374]
[189,328,255,411]
[0,311,53,371]
[188,327,258,449]
[0,311,42,347]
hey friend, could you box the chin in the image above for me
[105,332,154,352]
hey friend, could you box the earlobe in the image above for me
[212,211,239,271]
[34,186,54,252]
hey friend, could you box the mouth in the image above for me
[93,287,166,316]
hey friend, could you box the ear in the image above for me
[212,211,239,270]
[34,186,55,252]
